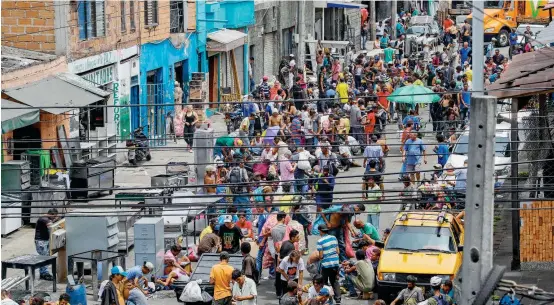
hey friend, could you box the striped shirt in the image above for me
[316,234,340,269]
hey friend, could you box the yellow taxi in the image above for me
[376,210,464,302]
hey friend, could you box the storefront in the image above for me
[68,46,139,160]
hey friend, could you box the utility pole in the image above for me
[510,97,520,271]
[370,0,376,41]
[460,96,496,305]
[391,0,397,39]
[472,0,485,92]
[297,0,305,68]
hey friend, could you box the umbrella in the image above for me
[387,84,441,104]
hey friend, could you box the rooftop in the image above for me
[1,46,58,73]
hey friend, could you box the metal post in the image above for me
[510,98,520,271]
[370,0,376,41]
[472,0,484,92]
[297,0,306,67]
[460,95,496,305]
[391,0,397,38]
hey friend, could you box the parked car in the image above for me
[447,122,512,188]
[405,25,439,49]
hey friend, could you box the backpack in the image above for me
[229,167,244,193]
[432,294,449,305]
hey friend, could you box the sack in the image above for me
[67,284,87,305]
[201,291,213,303]
[179,281,203,302]
[229,167,244,193]
[298,151,312,171]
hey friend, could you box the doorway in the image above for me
[146,68,164,141]
[209,54,219,108]
[130,75,140,132]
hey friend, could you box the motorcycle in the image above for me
[126,126,151,165]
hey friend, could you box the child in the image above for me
[241,242,259,284]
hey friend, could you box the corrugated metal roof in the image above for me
[3,73,110,115]
[207,29,247,52]
[534,20,554,47]
[487,47,554,99]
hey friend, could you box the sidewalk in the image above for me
[493,208,554,302]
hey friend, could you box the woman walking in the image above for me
[184,105,198,153]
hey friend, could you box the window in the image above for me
[385,225,456,253]
[170,0,187,33]
[144,0,159,27]
[130,0,136,30]
[78,0,105,40]
[120,1,126,32]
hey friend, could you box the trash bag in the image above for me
[201,291,213,303]
[179,280,203,303]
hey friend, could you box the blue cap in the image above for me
[319,287,330,296]
[111,266,128,277]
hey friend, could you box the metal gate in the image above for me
[145,83,167,146]
[263,32,275,78]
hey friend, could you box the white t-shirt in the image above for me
[232,277,258,305]
[308,285,335,299]
[279,257,306,281]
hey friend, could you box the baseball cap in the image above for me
[318,223,329,232]
[319,287,330,296]
[144,262,154,272]
[111,266,127,277]
[430,276,443,286]
[223,215,233,223]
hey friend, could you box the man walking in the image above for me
[402,132,427,183]
[316,224,341,304]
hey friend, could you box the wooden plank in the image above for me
[229,49,241,97]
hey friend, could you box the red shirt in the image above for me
[236,221,253,238]
[443,18,453,30]
[377,92,390,110]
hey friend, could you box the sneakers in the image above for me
[39,274,54,281]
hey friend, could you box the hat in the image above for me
[223,215,233,223]
[371,135,378,142]
[220,251,230,260]
[433,164,443,169]
[144,262,154,272]
[290,54,295,57]
[464,61,469,66]
[111,266,127,277]
[318,223,329,232]
[319,287,331,296]
[430,276,443,286]
[263,76,269,81]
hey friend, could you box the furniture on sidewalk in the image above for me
[68,250,125,297]
[1,254,57,294]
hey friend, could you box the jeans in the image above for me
[256,244,275,276]
[367,213,380,232]
[321,267,341,303]
[345,274,359,295]
[294,169,307,194]
[389,102,395,119]
[361,35,367,49]
[328,227,347,262]
[35,240,50,275]
[305,137,315,153]
[250,78,256,93]
[355,75,362,88]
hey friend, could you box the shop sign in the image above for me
[81,66,115,86]
[69,50,118,74]
[113,82,120,135]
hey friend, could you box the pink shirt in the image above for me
[332,63,342,81]
[279,159,295,182]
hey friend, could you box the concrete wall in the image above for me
[1,1,56,53]
[248,0,315,81]
[68,0,140,60]
[345,8,361,50]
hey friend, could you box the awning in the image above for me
[314,0,367,9]
[3,72,110,115]
[207,29,247,52]
[1,99,40,134]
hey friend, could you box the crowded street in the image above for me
[2,1,554,305]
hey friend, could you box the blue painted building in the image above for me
[138,36,198,138]
[196,0,255,104]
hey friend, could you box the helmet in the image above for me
[430,276,443,286]
[263,76,269,81]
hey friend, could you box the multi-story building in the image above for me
[138,0,198,138]
[196,0,255,104]
[2,0,140,162]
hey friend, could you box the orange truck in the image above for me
[467,0,551,47]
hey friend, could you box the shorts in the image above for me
[406,164,421,172]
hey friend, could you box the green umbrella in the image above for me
[387,84,441,104]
